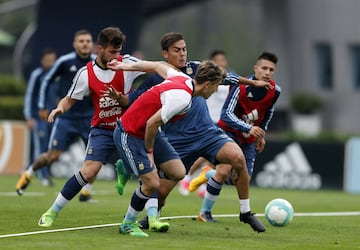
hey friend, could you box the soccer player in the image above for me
[178,49,232,197]
[23,48,57,186]
[36,26,146,228]
[190,52,281,225]
[112,32,268,233]
[108,58,227,237]
[16,29,97,201]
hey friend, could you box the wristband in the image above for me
[146,149,154,154]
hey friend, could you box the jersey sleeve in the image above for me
[66,67,89,100]
[122,54,146,94]
[261,84,281,130]
[166,68,189,79]
[38,57,64,109]
[160,89,192,124]
[24,68,41,120]
[220,85,252,133]
[223,72,240,86]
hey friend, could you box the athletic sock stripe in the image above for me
[75,171,87,186]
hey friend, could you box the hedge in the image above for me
[0,75,26,120]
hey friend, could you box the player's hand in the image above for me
[107,59,125,71]
[48,108,64,123]
[249,126,265,139]
[100,85,129,106]
[26,119,35,130]
[255,137,266,153]
[251,80,273,89]
[39,109,49,121]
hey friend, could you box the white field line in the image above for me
[0,190,114,197]
[0,211,359,239]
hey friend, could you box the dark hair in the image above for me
[41,48,57,57]
[97,27,126,48]
[74,29,92,40]
[209,49,226,60]
[160,32,184,51]
[257,51,278,64]
[195,60,227,85]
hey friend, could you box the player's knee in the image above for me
[47,150,61,164]
[142,179,160,195]
[231,153,246,170]
[215,165,231,181]
[171,168,186,182]
[160,167,185,182]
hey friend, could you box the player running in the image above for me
[111,32,268,233]
[36,27,156,229]
[108,58,227,237]
[16,30,97,201]
[189,52,281,227]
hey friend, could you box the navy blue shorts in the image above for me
[169,126,234,172]
[224,130,256,176]
[48,117,91,151]
[84,127,118,163]
[240,143,256,176]
[113,121,179,177]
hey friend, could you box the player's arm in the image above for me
[102,74,159,107]
[221,86,264,139]
[38,60,63,120]
[24,69,39,129]
[48,68,88,122]
[107,60,173,80]
[224,72,273,89]
[48,96,77,122]
[144,109,163,154]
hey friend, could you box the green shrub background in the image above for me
[0,75,25,120]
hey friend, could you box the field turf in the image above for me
[1,175,360,249]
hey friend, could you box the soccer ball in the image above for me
[264,198,294,227]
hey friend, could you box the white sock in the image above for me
[51,193,70,212]
[26,166,34,177]
[240,199,250,213]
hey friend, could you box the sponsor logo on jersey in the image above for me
[99,97,119,108]
[255,142,321,189]
[70,65,77,72]
[99,107,122,118]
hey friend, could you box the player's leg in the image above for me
[178,157,204,195]
[217,141,265,232]
[198,163,231,222]
[38,160,103,227]
[16,118,67,195]
[114,124,156,237]
[15,149,62,195]
[76,119,96,202]
[38,127,115,227]
[126,131,181,232]
[34,119,52,186]
[114,158,131,195]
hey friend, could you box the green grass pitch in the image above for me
[1,175,360,249]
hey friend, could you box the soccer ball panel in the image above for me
[265,198,294,227]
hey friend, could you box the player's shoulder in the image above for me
[74,63,92,81]
[186,60,201,69]
[57,51,77,62]
[30,67,43,77]
[121,54,141,64]
[271,80,281,93]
